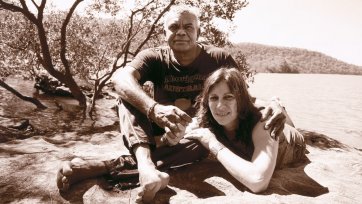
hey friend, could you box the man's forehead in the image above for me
[166,13,197,25]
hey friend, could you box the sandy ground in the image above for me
[1,126,361,204]
[0,82,361,203]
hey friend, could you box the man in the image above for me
[57,4,289,202]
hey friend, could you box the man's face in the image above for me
[164,13,199,53]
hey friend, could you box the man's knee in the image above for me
[276,125,306,169]
[281,124,305,145]
[117,98,155,150]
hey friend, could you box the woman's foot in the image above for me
[56,158,107,192]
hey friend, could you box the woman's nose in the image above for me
[216,100,226,109]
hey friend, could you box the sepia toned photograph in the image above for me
[1,0,361,203]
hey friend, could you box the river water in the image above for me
[1,74,362,149]
[0,78,118,136]
[248,73,362,149]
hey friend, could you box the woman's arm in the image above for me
[215,121,278,192]
[185,122,278,193]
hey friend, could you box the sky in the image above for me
[228,0,362,66]
[29,0,362,66]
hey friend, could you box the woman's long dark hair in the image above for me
[195,67,261,145]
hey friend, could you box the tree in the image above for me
[85,0,250,113]
[1,0,250,117]
[0,9,46,109]
[1,0,87,111]
[227,45,255,82]
[183,0,248,46]
[0,79,47,109]
[266,59,299,73]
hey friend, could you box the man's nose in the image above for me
[176,28,186,35]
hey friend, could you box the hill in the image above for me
[231,43,362,75]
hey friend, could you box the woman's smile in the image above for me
[208,81,239,131]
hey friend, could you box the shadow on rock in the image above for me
[58,178,101,203]
[299,129,348,150]
[156,158,248,200]
[266,156,329,197]
[157,154,329,200]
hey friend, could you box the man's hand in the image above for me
[260,99,286,139]
[162,123,186,146]
[135,166,169,203]
[150,104,192,146]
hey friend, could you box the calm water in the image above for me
[1,75,362,149]
[248,73,362,149]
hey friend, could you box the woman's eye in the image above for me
[224,95,235,100]
[209,96,218,101]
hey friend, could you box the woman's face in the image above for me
[208,81,239,131]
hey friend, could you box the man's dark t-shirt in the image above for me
[128,44,238,115]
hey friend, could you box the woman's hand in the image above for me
[184,128,218,150]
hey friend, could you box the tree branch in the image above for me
[134,0,175,54]
[37,0,46,20]
[0,79,47,109]
[30,0,39,9]
[0,0,37,23]
[60,0,83,76]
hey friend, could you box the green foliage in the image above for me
[266,60,299,74]
[1,0,250,111]
[234,43,362,75]
[177,0,248,47]
[227,45,254,82]
[1,0,250,80]
[0,10,40,79]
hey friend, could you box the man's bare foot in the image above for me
[56,158,107,192]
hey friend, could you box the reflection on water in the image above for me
[0,78,118,136]
[248,73,362,149]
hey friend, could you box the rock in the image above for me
[1,130,362,203]
[0,117,37,142]
[6,119,30,130]
[34,75,73,97]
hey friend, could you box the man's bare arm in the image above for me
[111,66,157,115]
[253,97,296,138]
[111,66,191,145]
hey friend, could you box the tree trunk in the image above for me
[0,79,47,109]
[64,77,87,108]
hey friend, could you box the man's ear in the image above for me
[197,28,201,38]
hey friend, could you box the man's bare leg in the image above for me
[56,158,108,192]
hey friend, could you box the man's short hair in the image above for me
[163,4,200,29]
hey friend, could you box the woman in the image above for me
[185,67,305,193]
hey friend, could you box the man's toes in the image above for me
[61,176,70,191]
[62,161,73,176]
[57,170,70,191]
[56,161,73,191]
[56,170,65,189]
